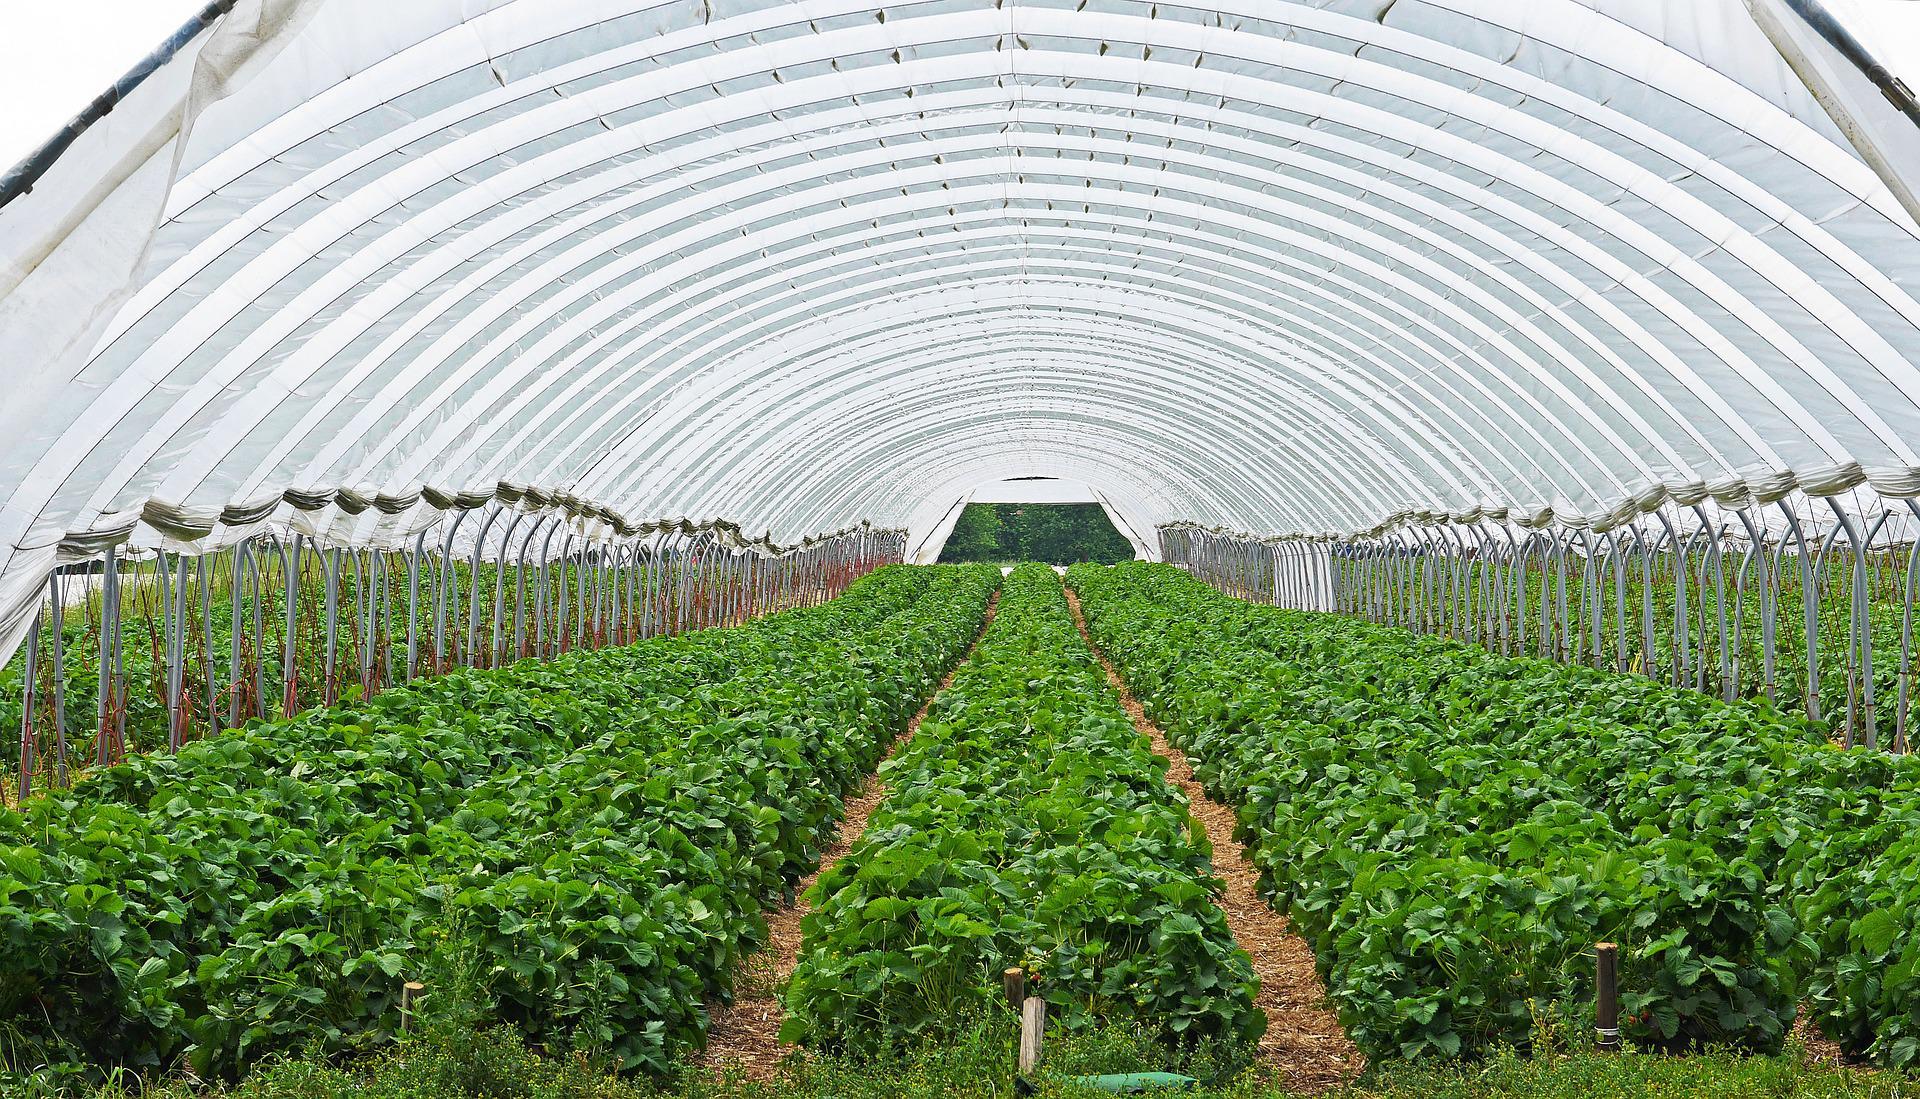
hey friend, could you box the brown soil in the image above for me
[694,589,1001,1079]
[1064,585,1364,1093]
[1792,1010,1851,1066]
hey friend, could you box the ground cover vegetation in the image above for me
[0,563,1000,1084]
[1068,561,1920,1067]
[51,1015,1904,1099]
[781,563,1263,1059]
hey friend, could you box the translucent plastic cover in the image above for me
[2,0,1918,604]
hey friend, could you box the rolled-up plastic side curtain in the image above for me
[0,471,905,668]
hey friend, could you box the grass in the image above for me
[29,1016,1909,1099]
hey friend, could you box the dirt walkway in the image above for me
[696,590,1001,1079]
[1064,586,1363,1093]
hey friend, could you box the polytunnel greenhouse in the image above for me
[2,0,1920,1094]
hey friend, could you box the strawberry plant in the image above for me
[0,563,1000,1080]
[1066,562,1872,1062]
[782,564,1262,1059]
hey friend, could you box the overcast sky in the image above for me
[1,1,1917,171]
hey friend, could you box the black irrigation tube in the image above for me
[0,0,234,211]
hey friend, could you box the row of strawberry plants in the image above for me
[0,563,1001,1079]
[781,564,1263,1058]
[1066,562,1920,1063]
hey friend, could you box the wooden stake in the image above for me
[1595,942,1619,1051]
[1018,995,1046,1075]
[400,980,426,1032]
[1004,966,1026,1009]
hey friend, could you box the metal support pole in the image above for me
[406,528,429,682]
[250,538,270,722]
[1631,524,1658,678]
[468,506,505,668]
[167,552,191,749]
[1694,505,1734,702]
[1733,507,1773,701]
[1552,531,1571,662]
[513,516,549,659]
[358,550,379,696]
[1576,529,1598,667]
[1828,498,1877,749]
[18,613,38,801]
[1778,501,1821,725]
[282,535,303,718]
[98,545,120,765]
[1901,500,1920,753]
[227,541,246,729]
[1652,510,1684,686]
[556,534,575,655]
[197,554,215,737]
[434,510,471,672]
[48,569,67,787]
[489,514,522,664]
[322,547,341,706]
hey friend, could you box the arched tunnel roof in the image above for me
[2,0,1919,605]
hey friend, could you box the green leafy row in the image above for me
[1067,562,1920,1064]
[782,564,1262,1058]
[0,563,1000,1079]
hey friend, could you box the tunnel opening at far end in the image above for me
[911,477,1153,564]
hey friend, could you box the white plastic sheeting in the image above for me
[2,0,1919,618]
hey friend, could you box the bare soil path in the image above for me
[1064,585,1363,1093]
[695,589,1001,1079]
